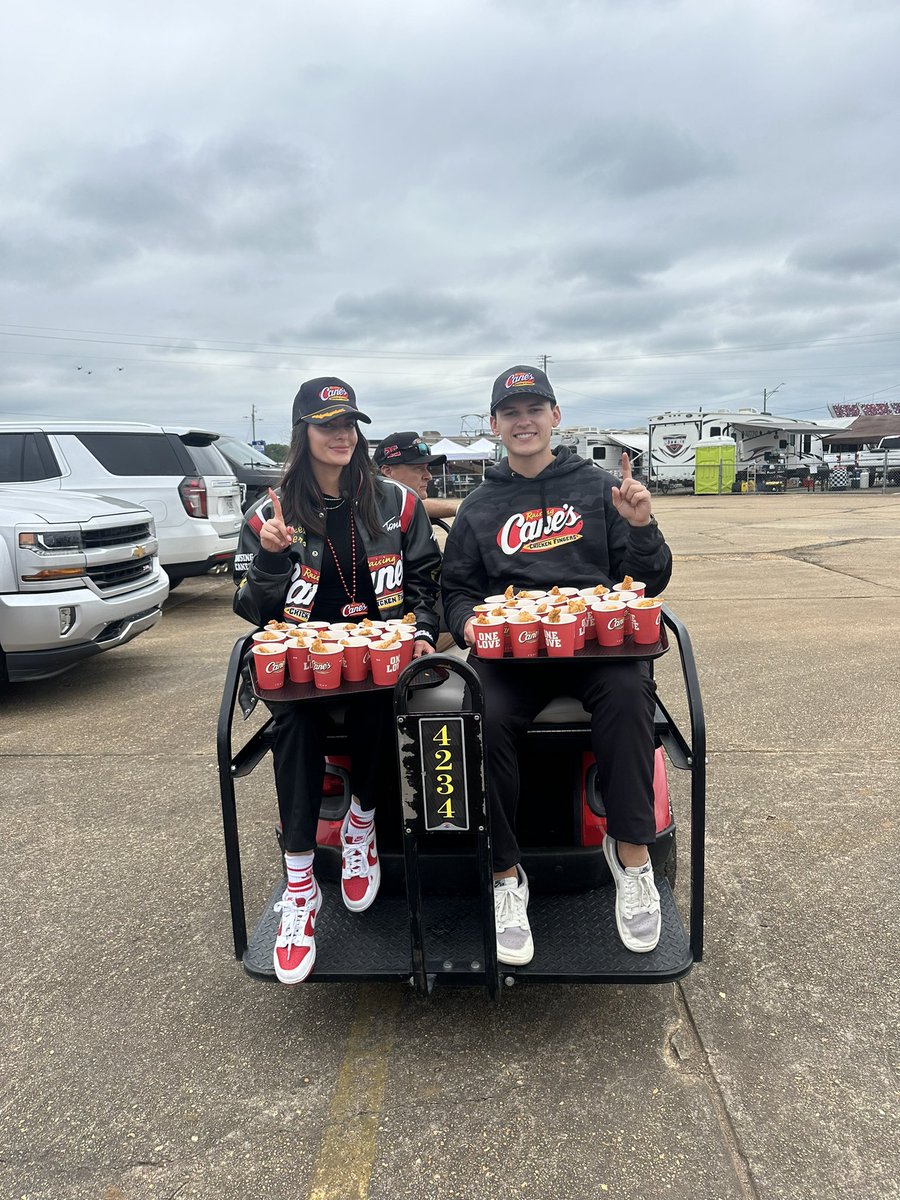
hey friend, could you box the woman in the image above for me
[234,377,441,983]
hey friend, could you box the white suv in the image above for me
[0,421,242,587]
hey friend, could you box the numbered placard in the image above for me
[417,717,470,832]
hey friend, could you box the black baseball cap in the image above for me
[291,377,372,426]
[490,365,557,413]
[373,432,447,469]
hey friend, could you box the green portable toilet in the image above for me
[694,437,737,494]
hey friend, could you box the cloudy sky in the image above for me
[1,0,899,444]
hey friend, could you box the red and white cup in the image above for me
[578,585,611,604]
[628,599,663,645]
[547,587,579,600]
[615,581,646,600]
[509,615,542,658]
[395,631,415,668]
[251,641,287,689]
[472,616,507,659]
[576,591,600,640]
[339,637,370,682]
[566,607,588,650]
[540,612,578,657]
[613,590,637,635]
[304,621,331,633]
[251,629,288,645]
[515,589,547,603]
[285,637,312,684]
[264,622,297,635]
[592,600,627,647]
[370,642,404,686]
[309,643,343,690]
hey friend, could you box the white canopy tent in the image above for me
[429,437,473,461]
[465,437,499,460]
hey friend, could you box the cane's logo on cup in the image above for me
[264,659,284,674]
[516,630,539,643]
[319,385,350,403]
[606,617,624,630]
[498,505,584,555]
[312,658,334,672]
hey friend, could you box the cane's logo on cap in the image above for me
[319,385,350,403]
[506,372,535,389]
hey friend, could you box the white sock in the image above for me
[348,798,374,829]
[285,851,315,898]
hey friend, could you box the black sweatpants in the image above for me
[267,692,395,852]
[473,659,658,871]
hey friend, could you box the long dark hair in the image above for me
[279,421,382,539]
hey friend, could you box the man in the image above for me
[373,432,460,520]
[441,366,673,966]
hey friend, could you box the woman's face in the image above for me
[306,415,359,470]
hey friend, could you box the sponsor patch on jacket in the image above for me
[284,562,320,619]
[368,552,404,608]
[497,505,584,555]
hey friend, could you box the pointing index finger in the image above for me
[267,487,284,523]
[620,452,633,480]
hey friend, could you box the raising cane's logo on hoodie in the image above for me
[497,504,584,555]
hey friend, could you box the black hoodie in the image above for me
[441,446,672,645]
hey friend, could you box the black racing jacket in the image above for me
[441,447,673,645]
[233,476,442,643]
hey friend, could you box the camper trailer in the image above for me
[551,426,648,477]
[646,409,845,488]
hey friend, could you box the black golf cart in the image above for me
[216,609,706,1000]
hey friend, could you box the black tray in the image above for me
[251,630,667,703]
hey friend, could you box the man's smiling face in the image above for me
[490,395,561,462]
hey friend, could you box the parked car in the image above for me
[0,422,242,588]
[0,486,168,683]
[210,435,282,511]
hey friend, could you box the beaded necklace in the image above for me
[323,496,367,618]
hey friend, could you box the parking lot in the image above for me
[2,490,898,1200]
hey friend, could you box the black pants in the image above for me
[267,692,395,852]
[473,659,658,871]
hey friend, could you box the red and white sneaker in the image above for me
[340,812,381,912]
[272,882,322,983]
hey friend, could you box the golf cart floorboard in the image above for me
[244,877,693,985]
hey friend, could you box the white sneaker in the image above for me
[603,835,661,953]
[340,812,381,912]
[273,883,322,983]
[493,866,534,965]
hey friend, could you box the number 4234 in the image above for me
[432,723,455,819]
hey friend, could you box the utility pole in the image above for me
[762,382,785,415]
[538,353,551,376]
[246,404,259,441]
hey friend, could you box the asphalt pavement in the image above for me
[1,490,898,1200]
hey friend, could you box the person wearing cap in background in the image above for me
[233,377,441,984]
[441,365,673,968]
[373,432,461,520]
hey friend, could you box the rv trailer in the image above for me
[646,410,847,488]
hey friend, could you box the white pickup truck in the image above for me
[0,488,169,683]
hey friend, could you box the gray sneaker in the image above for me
[602,835,661,953]
[493,866,534,965]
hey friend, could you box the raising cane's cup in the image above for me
[472,615,507,659]
[252,641,287,689]
[252,629,288,645]
[285,637,313,684]
[540,612,578,657]
[592,600,627,647]
[340,636,370,682]
[612,590,637,636]
[370,641,404,687]
[509,612,541,659]
[309,642,343,690]
[615,581,646,599]
[628,598,664,645]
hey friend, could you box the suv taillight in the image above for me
[179,476,208,518]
